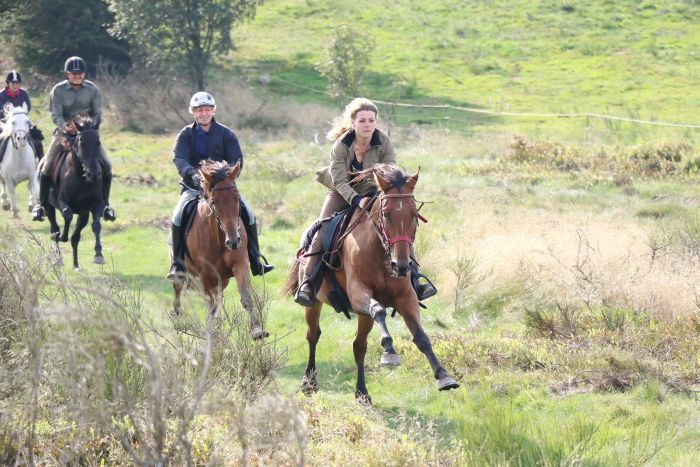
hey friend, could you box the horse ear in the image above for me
[373,170,391,192]
[405,167,420,192]
[228,160,241,180]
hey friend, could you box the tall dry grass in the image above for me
[0,229,307,465]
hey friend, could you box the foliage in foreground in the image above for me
[0,230,304,465]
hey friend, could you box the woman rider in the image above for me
[167,91,274,282]
[294,97,437,306]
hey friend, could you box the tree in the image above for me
[106,0,264,90]
[316,25,374,101]
[0,0,131,76]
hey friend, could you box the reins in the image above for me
[203,182,241,235]
[320,189,430,269]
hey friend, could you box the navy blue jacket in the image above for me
[172,118,243,189]
[0,88,31,119]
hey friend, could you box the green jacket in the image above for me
[49,79,102,129]
[315,128,396,205]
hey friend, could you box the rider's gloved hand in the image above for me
[191,173,203,191]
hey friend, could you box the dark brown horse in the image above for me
[44,120,106,271]
[172,160,266,339]
[285,164,459,403]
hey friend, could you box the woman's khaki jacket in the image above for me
[315,128,396,205]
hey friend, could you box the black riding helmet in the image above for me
[64,56,87,73]
[6,70,21,84]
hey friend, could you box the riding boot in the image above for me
[32,173,51,221]
[294,234,324,307]
[102,172,116,221]
[410,262,438,301]
[166,224,186,283]
[246,223,274,276]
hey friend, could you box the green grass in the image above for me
[228,0,700,144]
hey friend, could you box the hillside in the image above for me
[231,0,700,142]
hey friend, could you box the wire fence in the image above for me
[267,75,700,141]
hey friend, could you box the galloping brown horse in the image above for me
[172,160,266,339]
[285,164,459,403]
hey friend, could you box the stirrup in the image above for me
[166,262,186,283]
[412,272,438,301]
[294,282,316,307]
[252,254,275,276]
[31,205,45,222]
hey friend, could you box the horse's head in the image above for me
[73,121,101,183]
[4,103,30,149]
[372,166,422,277]
[200,160,242,250]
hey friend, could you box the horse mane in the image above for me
[349,163,408,190]
[198,160,233,187]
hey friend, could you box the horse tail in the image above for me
[283,258,301,296]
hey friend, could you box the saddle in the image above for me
[297,206,360,319]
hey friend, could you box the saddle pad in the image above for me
[321,207,353,267]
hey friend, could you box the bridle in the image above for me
[203,182,241,235]
[8,109,29,150]
[72,129,99,176]
[370,191,428,254]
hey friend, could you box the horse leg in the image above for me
[301,301,322,395]
[353,314,375,405]
[60,204,73,243]
[5,179,18,217]
[395,296,459,391]
[71,212,89,271]
[369,299,401,366]
[201,275,222,316]
[0,178,9,211]
[91,211,104,264]
[233,263,267,339]
[173,278,184,315]
[27,172,39,212]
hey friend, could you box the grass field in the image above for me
[2,1,700,464]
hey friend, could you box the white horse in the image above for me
[0,103,39,218]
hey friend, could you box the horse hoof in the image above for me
[300,376,318,396]
[93,256,105,265]
[12,211,19,219]
[380,352,401,366]
[60,234,68,243]
[73,266,80,272]
[1,203,9,211]
[438,375,460,391]
[251,326,268,340]
[50,232,60,242]
[355,393,373,407]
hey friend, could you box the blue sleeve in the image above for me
[173,128,195,179]
[223,129,244,176]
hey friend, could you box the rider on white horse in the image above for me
[32,56,116,223]
[0,70,44,160]
[0,102,39,217]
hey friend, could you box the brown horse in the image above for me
[285,164,459,403]
[172,160,266,339]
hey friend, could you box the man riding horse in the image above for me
[32,56,115,222]
[167,91,274,282]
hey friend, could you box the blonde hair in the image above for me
[326,97,379,141]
